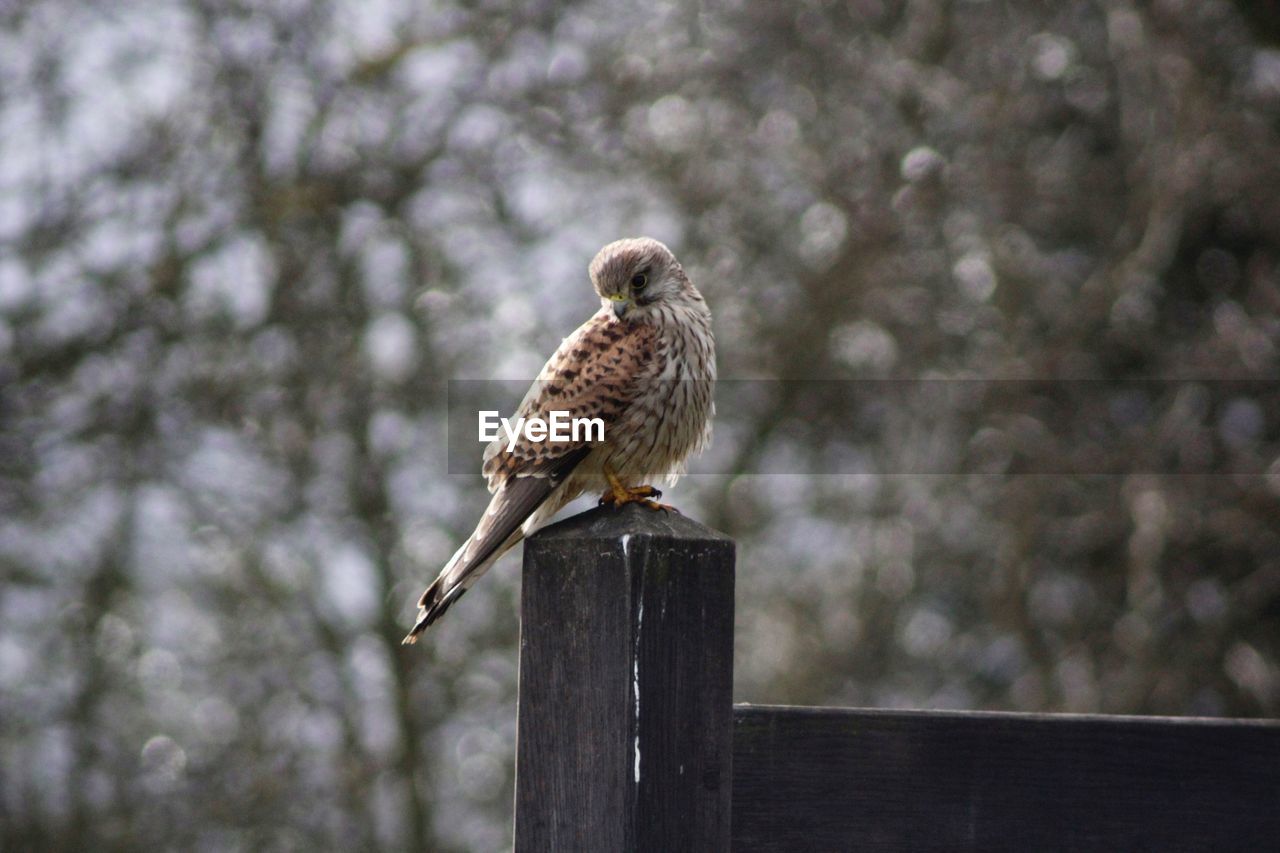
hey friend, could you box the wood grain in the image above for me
[514,503,736,852]
[731,704,1280,852]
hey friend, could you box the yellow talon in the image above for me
[599,464,678,512]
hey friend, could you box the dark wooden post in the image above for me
[514,503,735,852]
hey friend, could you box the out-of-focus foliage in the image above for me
[2,0,1279,849]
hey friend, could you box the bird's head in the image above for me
[589,237,696,321]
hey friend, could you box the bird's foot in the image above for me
[599,482,659,505]
[600,463,680,512]
[598,483,678,512]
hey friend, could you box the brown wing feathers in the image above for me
[402,315,658,642]
[483,316,657,486]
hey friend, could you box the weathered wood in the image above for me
[514,503,736,852]
[731,704,1280,852]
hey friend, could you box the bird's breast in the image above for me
[601,315,715,483]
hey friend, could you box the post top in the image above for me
[528,503,733,544]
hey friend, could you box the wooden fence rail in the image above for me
[513,505,1280,852]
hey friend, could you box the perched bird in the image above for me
[403,237,715,643]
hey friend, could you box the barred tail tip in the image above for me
[401,580,468,645]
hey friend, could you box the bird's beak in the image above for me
[609,294,630,319]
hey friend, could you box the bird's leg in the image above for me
[599,464,678,512]
[599,464,646,504]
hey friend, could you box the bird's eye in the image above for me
[631,273,648,289]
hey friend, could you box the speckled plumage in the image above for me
[403,238,714,642]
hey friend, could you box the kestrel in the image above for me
[403,237,715,643]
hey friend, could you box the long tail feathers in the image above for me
[402,448,590,644]
[401,573,471,643]
[400,527,523,644]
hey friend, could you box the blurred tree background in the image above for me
[2,0,1279,849]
